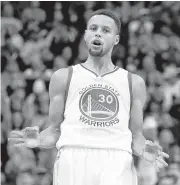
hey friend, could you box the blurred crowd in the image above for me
[1,1,180,185]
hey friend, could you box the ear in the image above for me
[114,35,120,45]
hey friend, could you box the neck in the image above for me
[83,52,115,76]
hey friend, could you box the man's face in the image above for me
[84,15,119,57]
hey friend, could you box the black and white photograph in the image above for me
[1,1,180,185]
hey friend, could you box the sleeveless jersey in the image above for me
[56,64,133,153]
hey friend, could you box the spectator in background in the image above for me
[54,2,63,22]
[167,163,180,183]
[22,79,49,129]
[16,172,35,185]
[162,65,180,111]
[1,2,22,45]
[53,56,68,70]
[170,144,180,163]
[158,129,175,154]
[11,112,24,130]
[21,1,46,24]
[129,8,154,35]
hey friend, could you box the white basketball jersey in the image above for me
[56,64,133,153]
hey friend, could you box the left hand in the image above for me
[141,140,169,171]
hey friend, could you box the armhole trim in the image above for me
[64,66,73,104]
[128,72,133,114]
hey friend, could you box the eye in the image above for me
[90,27,96,31]
[103,29,110,33]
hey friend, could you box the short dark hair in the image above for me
[88,9,121,34]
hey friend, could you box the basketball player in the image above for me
[9,9,169,185]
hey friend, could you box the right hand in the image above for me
[8,126,40,148]
[141,140,169,171]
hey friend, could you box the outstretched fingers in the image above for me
[147,141,162,151]
[8,137,24,144]
[14,143,27,147]
[159,151,169,159]
[156,156,168,167]
[10,130,23,138]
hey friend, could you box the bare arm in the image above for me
[129,73,169,169]
[38,68,68,148]
[129,73,147,156]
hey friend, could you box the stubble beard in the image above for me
[89,48,103,57]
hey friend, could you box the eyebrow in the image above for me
[89,24,112,30]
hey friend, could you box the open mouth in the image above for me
[92,40,102,46]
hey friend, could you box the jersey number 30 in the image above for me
[98,94,113,104]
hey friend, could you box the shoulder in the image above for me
[116,67,128,74]
[131,73,146,89]
[49,68,69,98]
[51,68,69,80]
[131,73,146,105]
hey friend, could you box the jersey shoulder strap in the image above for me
[64,66,73,103]
[128,71,133,113]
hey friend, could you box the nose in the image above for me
[95,28,101,38]
[95,33,101,38]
